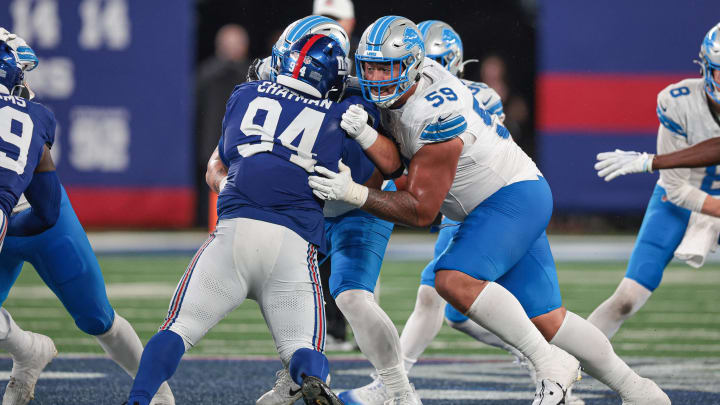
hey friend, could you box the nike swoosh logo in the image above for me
[289,388,301,396]
[660,104,667,112]
[437,114,452,122]
[481,96,492,106]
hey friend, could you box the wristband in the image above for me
[354,124,378,150]
[346,182,369,207]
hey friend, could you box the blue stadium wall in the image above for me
[0,0,194,227]
[537,0,718,213]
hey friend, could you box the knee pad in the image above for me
[415,285,444,313]
[335,289,374,314]
[609,278,652,317]
[75,310,115,335]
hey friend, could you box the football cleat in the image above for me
[532,379,566,405]
[531,346,580,405]
[2,332,57,405]
[338,373,389,405]
[620,377,670,405]
[301,375,343,405]
[149,381,175,405]
[257,369,302,405]
[383,385,422,405]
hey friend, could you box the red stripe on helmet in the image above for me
[292,34,325,79]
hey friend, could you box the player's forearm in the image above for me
[701,195,720,218]
[206,148,228,194]
[653,138,720,170]
[362,188,436,228]
[363,135,404,178]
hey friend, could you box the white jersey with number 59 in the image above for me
[379,59,540,221]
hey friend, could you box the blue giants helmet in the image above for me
[417,20,464,76]
[700,22,720,104]
[277,34,348,98]
[355,16,425,108]
[0,42,23,94]
[270,15,350,81]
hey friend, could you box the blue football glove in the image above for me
[0,27,39,71]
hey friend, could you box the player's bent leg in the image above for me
[588,185,688,339]
[444,303,524,361]
[0,308,56,405]
[399,284,445,373]
[548,311,669,405]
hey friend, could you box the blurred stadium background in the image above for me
[1,0,720,404]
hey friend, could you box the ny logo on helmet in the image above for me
[403,27,424,52]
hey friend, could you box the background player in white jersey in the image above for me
[309,16,670,405]
[214,16,421,405]
[125,34,351,405]
[589,23,720,338]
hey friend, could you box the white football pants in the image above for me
[160,218,326,364]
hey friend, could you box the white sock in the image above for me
[587,278,651,339]
[336,290,412,394]
[399,285,445,373]
[550,311,641,396]
[0,308,32,362]
[95,313,173,397]
[464,282,554,372]
[446,318,524,359]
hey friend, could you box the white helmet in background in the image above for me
[418,20,464,76]
[699,22,720,104]
[355,16,425,108]
[270,15,350,81]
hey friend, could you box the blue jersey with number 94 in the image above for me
[217,80,376,252]
[0,94,55,218]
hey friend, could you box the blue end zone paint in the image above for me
[539,0,719,73]
[538,133,658,212]
[8,356,718,404]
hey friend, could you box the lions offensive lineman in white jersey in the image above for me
[590,23,720,338]
[309,16,669,405]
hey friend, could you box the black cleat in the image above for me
[301,376,343,405]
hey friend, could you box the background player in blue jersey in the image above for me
[0,40,62,405]
[0,30,176,405]
[126,34,354,405]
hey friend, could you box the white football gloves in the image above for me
[308,160,368,207]
[0,28,38,71]
[595,149,655,181]
[341,104,378,149]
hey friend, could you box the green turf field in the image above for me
[4,255,719,358]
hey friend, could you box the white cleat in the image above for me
[621,377,671,405]
[383,385,422,405]
[338,374,389,405]
[532,346,580,405]
[256,369,302,405]
[149,381,175,405]
[2,332,57,405]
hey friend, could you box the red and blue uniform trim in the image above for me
[306,243,325,351]
[161,233,216,330]
[0,210,7,250]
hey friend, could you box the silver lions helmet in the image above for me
[418,20,463,76]
[356,16,425,108]
[271,15,350,81]
[699,22,720,104]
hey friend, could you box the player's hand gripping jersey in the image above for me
[655,78,720,211]
[379,59,539,221]
[217,80,373,251]
[0,94,55,218]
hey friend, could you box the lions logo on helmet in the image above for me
[356,16,425,108]
[418,20,464,76]
[699,22,720,104]
[270,15,350,81]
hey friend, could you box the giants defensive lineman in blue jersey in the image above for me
[216,16,419,405]
[127,34,354,405]
[0,30,176,405]
[0,40,61,405]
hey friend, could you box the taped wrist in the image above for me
[644,154,655,173]
[354,124,378,150]
[345,182,369,207]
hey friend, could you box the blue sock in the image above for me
[127,330,186,405]
[289,348,330,386]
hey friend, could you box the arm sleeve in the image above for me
[657,126,708,212]
[7,171,61,236]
